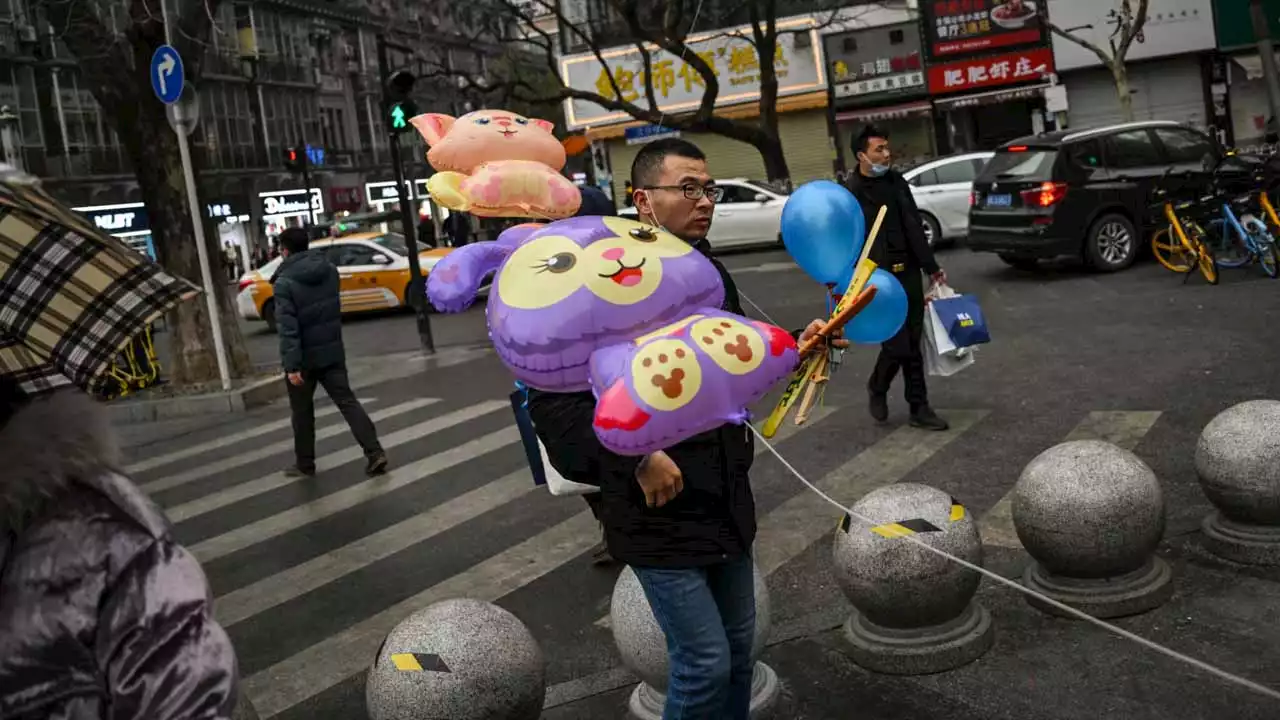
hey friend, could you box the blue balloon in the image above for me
[844,268,908,345]
[781,180,866,285]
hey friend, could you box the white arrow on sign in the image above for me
[158,54,176,96]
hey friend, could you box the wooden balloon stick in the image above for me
[797,285,878,361]
[793,351,830,425]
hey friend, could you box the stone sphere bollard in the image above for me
[611,563,779,719]
[1195,400,1280,564]
[832,483,992,675]
[366,598,546,720]
[1014,440,1172,618]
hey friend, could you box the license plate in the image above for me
[986,194,1012,208]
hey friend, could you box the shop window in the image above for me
[933,159,977,185]
[1103,130,1162,169]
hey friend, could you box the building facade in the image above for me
[0,0,501,261]
[1048,0,1217,135]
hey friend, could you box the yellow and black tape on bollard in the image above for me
[840,497,966,538]
[389,652,452,673]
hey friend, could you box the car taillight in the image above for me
[969,191,977,207]
[238,277,255,292]
[1019,182,1068,208]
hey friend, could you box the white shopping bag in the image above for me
[924,282,975,377]
[539,437,601,497]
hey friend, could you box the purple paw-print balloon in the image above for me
[589,310,799,456]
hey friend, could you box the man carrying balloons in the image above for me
[846,125,949,431]
[527,138,842,720]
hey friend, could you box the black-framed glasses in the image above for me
[640,183,725,202]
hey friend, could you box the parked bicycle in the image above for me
[1149,168,1219,285]
[94,324,163,400]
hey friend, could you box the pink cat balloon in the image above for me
[410,109,581,219]
[426,216,799,456]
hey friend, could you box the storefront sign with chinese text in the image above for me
[922,0,1045,60]
[834,72,926,99]
[624,125,682,145]
[825,22,928,105]
[926,47,1054,94]
[559,16,823,129]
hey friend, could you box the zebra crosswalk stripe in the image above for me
[978,411,1162,549]
[754,410,989,577]
[243,510,601,718]
[141,398,442,495]
[190,426,521,563]
[125,398,377,475]
[213,469,536,627]
[166,400,508,522]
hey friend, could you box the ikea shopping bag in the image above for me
[930,293,990,348]
[509,384,599,497]
[923,306,975,377]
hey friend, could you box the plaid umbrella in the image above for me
[0,164,199,394]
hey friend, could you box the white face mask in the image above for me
[638,193,676,238]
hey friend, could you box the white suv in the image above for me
[621,178,788,250]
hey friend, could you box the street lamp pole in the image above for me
[377,34,435,354]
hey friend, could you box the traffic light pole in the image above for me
[377,34,435,354]
[299,142,313,226]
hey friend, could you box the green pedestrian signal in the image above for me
[386,98,418,134]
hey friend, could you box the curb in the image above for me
[107,376,285,425]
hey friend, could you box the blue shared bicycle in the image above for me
[1205,192,1280,278]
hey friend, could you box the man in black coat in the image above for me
[273,227,387,477]
[527,138,837,720]
[846,125,949,431]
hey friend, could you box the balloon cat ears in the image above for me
[425,223,543,313]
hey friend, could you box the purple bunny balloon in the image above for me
[425,215,798,455]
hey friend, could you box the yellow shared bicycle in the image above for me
[96,324,163,400]
[1149,176,1219,285]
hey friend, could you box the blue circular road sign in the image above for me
[150,45,185,105]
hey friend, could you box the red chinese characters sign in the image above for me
[923,0,1045,60]
[926,47,1053,94]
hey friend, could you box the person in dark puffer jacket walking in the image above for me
[0,377,245,719]
[273,227,387,477]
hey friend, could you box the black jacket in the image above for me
[0,390,239,719]
[846,169,940,276]
[273,250,346,372]
[526,241,757,568]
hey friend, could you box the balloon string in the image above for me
[744,422,1280,704]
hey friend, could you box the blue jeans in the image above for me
[632,553,756,720]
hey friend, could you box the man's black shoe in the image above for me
[869,393,889,423]
[909,407,949,431]
[366,451,389,476]
[284,465,316,478]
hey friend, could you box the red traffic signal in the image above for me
[283,146,304,173]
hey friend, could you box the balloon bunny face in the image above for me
[410,109,580,218]
[427,216,724,391]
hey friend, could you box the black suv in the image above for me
[967,120,1223,271]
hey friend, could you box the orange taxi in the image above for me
[236,231,453,332]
